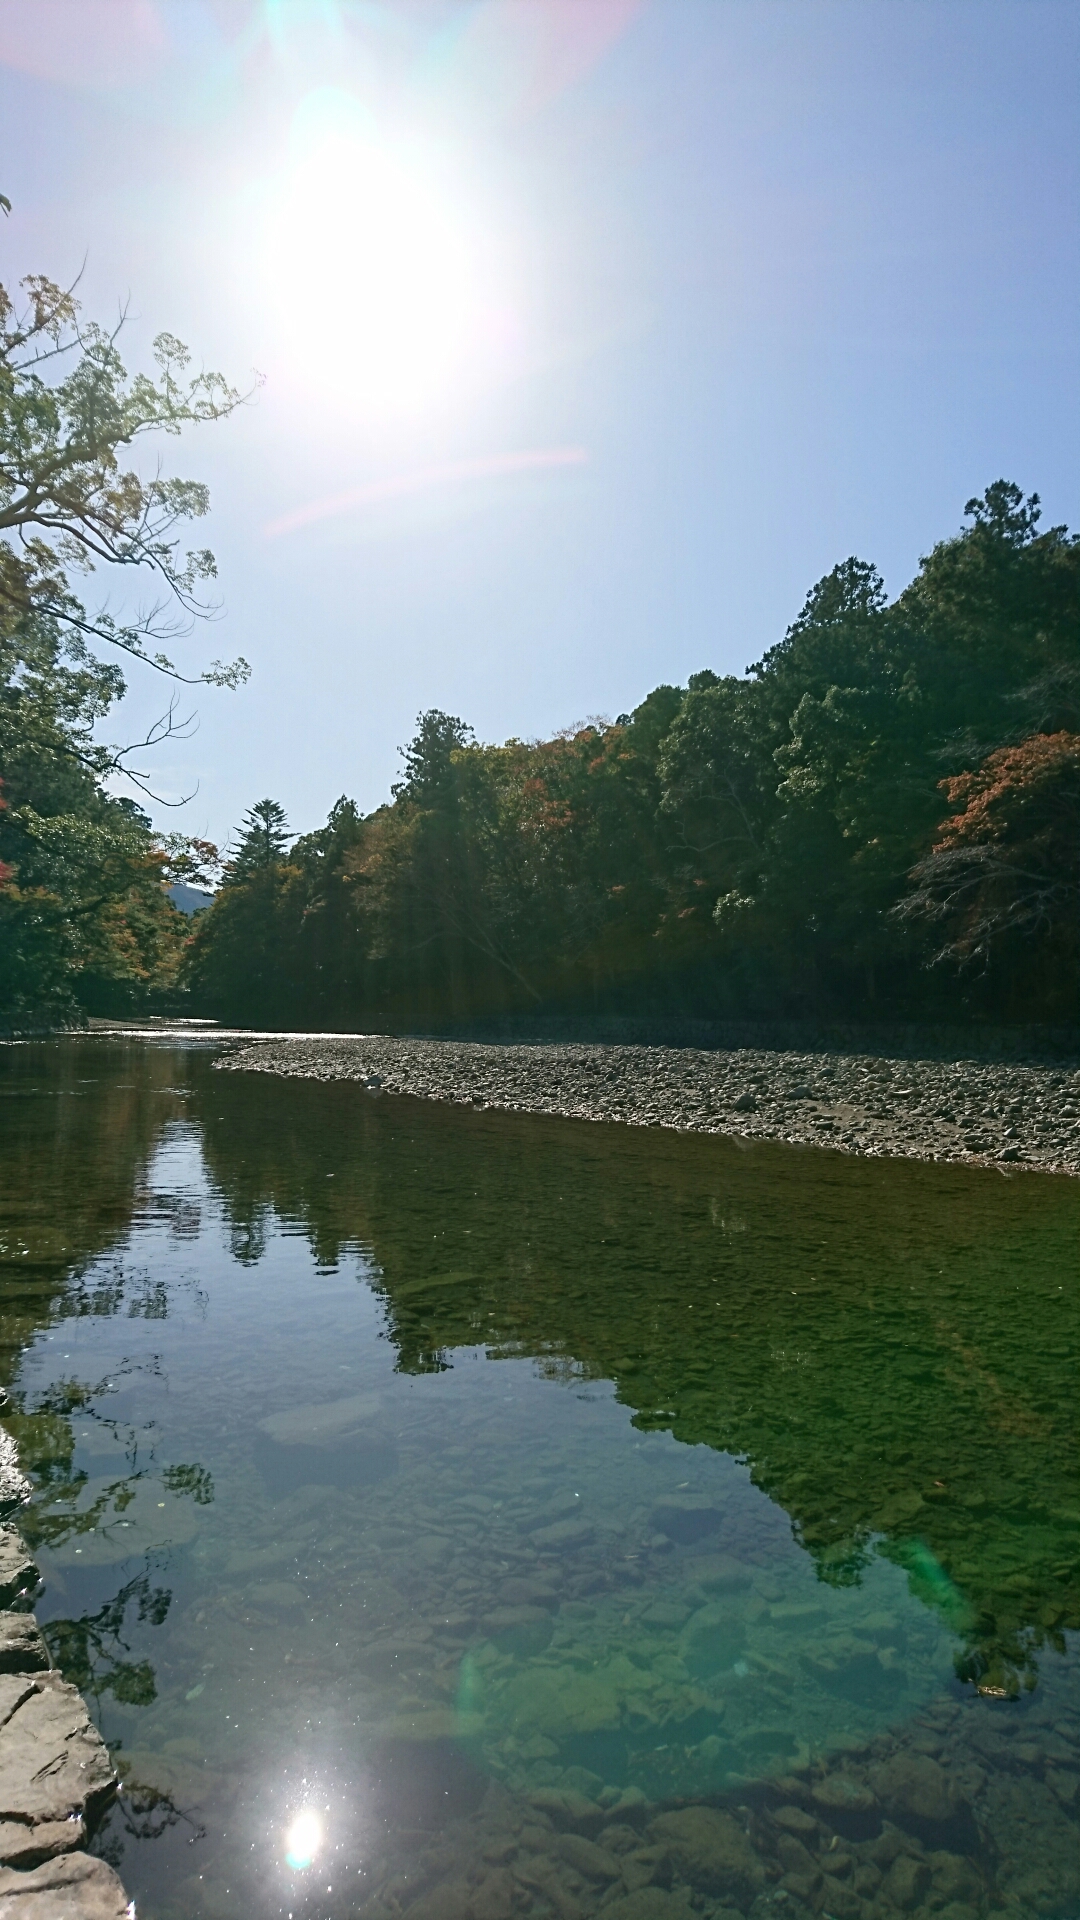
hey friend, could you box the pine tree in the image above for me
[227,800,291,879]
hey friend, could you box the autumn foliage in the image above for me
[184,484,1080,1030]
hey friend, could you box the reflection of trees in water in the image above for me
[94,1777,205,1872]
[197,1064,1080,1695]
[44,1570,171,1709]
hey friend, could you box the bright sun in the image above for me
[267,121,493,416]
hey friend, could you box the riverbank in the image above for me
[217,1034,1080,1175]
[0,1519,129,1916]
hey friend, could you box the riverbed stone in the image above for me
[811,1771,878,1814]
[648,1807,764,1904]
[596,1892,693,1920]
[882,1852,931,1908]
[0,1853,130,1918]
[870,1751,962,1824]
[483,1606,553,1656]
[557,1833,622,1881]
[530,1518,595,1550]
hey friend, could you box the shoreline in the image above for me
[216,1034,1080,1176]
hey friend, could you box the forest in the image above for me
[182,480,1080,1030]
[5,474,1080,1033]
[1,260,1077,1033]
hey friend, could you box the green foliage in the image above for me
[226,798,291,878]
[0,221,242,1028]
[187,483,1080,1028]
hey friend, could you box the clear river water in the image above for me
[0,1036,1077,1920]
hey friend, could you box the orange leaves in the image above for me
[934,732,1080,850]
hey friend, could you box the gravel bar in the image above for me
[217,1035,1080,1175]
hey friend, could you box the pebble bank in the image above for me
[217,1035,1080,1176]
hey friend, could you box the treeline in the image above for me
[185,482,1079,1030]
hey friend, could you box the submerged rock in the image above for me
[679,1603,746,1679]
[481,1606,553,1657]
[649,1502,724,1545]
[257,1391,381,1444]
[600,1892,695,1920]
[648,1806,764,1904]
[870,1750,963,1823]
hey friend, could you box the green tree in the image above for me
[226,799,291,879]
[0,207,246,1027]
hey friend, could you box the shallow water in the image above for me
[1,1037,1078,1920]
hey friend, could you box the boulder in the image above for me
[481,1607,553,1657]
[0,1620,48,1678]
[883,1853,931,1909]
[0,1853,130,1919]
[648,1807,764,1904]
[0,1821,84,1872]
[0,1675,115,1844]
[556,1834,621,1881]
[648,1503,724,1546]
[472,1865,516,1919]
[0,1436,29,1512]
[257,1391,381,1444]
[679,1605,745,1680]
[597,1892,694,1920]
[811,1771,877,1815]
[0,1536,37,1611]
[870,1752,962,1824]
[528,1518,594,1550]
[497,1578,558,1610]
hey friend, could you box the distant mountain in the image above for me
[167,882,214,916]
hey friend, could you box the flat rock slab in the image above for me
[0,1619,49,1677]
[0,1853,130,1919]
[0,1821,84,1873]
[0,1674,115,1847]
[0,1536,38,1612]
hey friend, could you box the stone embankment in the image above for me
[218,1035,1080,1175]
[0,1502,131,1915]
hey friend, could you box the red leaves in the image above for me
[934,732,1080,850]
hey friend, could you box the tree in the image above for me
[898,732,1080,1001]
[226,800,291,879]
[179,482,1079,1032]
[0,206,246,1025]
[0,260,249,699]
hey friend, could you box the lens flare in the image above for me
[285,1807,322,1871]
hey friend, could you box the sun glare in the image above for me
[267,118,499,416]
[284,1807,322,1871]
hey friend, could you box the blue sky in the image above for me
[2,0,1077,849]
